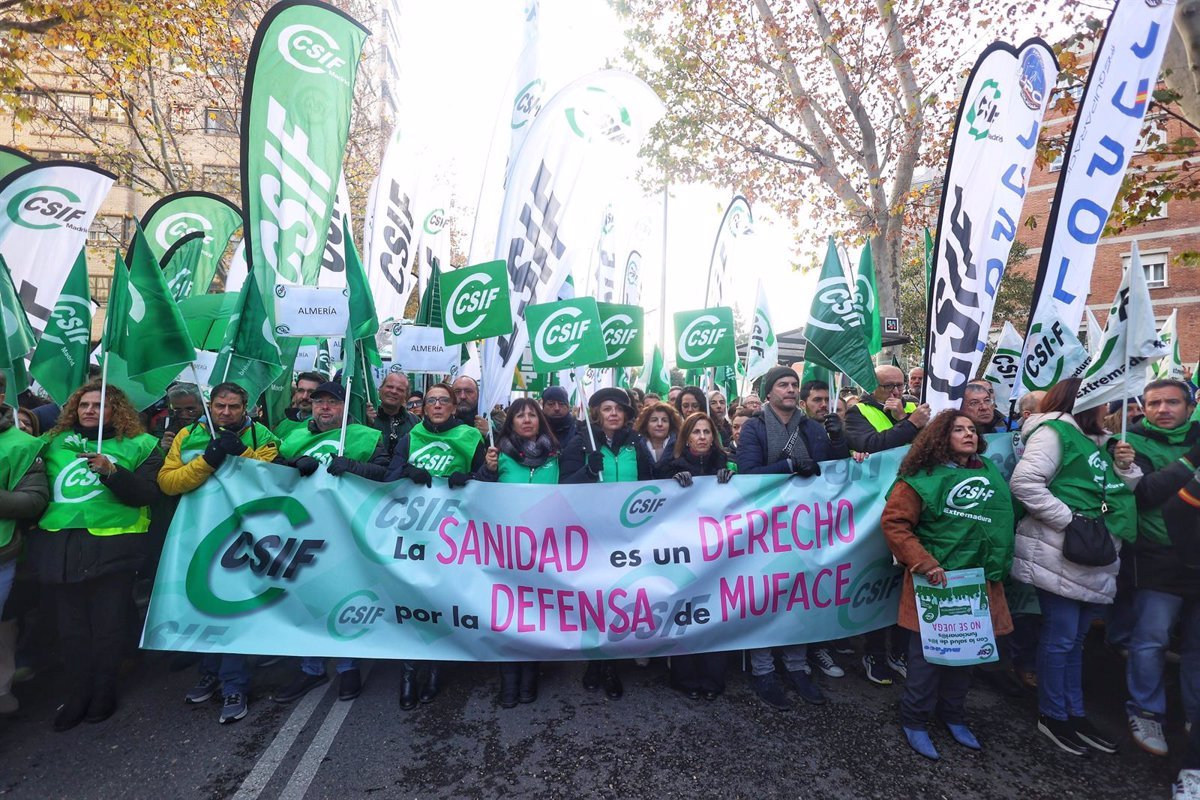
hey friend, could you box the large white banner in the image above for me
[1020,0,1175,389]
[480,71,665,416]
[705,195,753,307]
[923,39,1057,412]
[0,161,115,334]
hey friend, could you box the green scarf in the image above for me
[1141,418,1193,446]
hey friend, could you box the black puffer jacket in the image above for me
[656,446,731,480]
[30,427,164,584]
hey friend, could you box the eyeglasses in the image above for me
[425,397,453,406]
[878,382,904,391]
[406,400,423,408]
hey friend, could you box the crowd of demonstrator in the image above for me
[1,362,1199,796]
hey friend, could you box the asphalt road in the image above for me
[0,634,1184,799]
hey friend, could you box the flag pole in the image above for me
[96,352,109,456]
[574,367,601,482]
[337,372,352,456]
[478,341,494,447]
[190,363,217,438]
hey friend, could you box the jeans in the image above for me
[1126,589,1200,723]
[749,645,807,676]
[900,635,971,729]
[0,560,15,617]
[201,654,250,696]
[300,657,357,676]
[1036,589,1102,721]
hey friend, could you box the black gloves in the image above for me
[1186,440,1200,469]
[447,471,471,489]
[673,471,693,488]
[218,430,246,456]
[792,458,821,478]
[717,468,734,484]
[402,464,433,487]
[823,413,845,443]
[294,456,321,476]
[202,440,228,469]
[585,451,604,476]
[327,456,353,477]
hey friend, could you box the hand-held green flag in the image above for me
[439,260,513,346]
[674,307,736,370]
[853,241,882,356]
[341,218,381,435]
[525,298,607,372]
[802,237,878,392]
[30,249,93,405]
[117,224,197,379]
[642,344,670,395]
[211,271,284,404]
[0,254,35,394]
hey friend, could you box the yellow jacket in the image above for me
[157,423,279,496]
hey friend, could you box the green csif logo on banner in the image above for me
[525,297,607,371]
[673,306,736,369]
[595,302,644,368]
[6,185,85,231]
[439,260,513,345]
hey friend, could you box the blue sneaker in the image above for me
[219,693,247,724]
[903,726,940,760]
[946,722,981,750]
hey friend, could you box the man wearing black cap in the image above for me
[273,382,385,704]
[735,365,850,710]
[541,385,577,448]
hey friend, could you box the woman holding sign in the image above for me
[881,410,1014,761]
[477,398,563,707]
[657,412,735,700]
[1009,378,1138,757]
[383,381,486,711]
[31,381,163,732]
[561,387,654,699]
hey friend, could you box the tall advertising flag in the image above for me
[0,160,114,334]
[923,38,1057,412]
[365,126,423,323]
[852,242,882,356]
[1151,309,1184,381]
[1020,0,1175,389]
[240,0,367,291]
[1074,243,1167,413]
[141,191,241,297]
[479,70,665,416]
[705,196,752,307]
[0,146,33,182]
[745,280,778,383]
[804,238,878,392]
[981,321,1024,409]
[30,249,92,405]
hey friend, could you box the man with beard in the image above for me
[274,371,323,439]
[540,385,577,448]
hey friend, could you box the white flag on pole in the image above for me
[981,321,1024,409]
[745,280,778,383]
[1150,308,1184,380]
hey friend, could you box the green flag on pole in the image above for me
[802,237,878,392]
[30,249,92,405]
[161,231,207,301]
[211,272,285,405]
[923,227,934,300]
[645,345,670,395]
[853,241,882,355]
[342,219,381,423]
[0,254,35,394]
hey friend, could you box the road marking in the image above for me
[231,678,334,800]
[278,664,373,800]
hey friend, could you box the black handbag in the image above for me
[1061,464,1117,567]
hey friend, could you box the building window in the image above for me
[203,164,239,195]
[1123,250,1168,289]
[204,107,239,136]
[90,96,124,123]
[53,91,92,117]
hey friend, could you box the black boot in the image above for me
[419,664,440,704]
[498,664,520,709]
[398,662,417,711]
[85,675,117,724]
[518,663,538,704]
[54,689,91,732]
[601,663,624,700]
[582,661,601,691]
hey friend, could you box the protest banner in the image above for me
[913,567,999,667]
[143,435,1015,661]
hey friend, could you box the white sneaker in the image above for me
[811,648,845,678]
[1173,769,1200,799]
[1129,712,1169,756]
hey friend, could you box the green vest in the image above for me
[497,452,560,484]
[273,417,308,441]
[1125,423,1197,545]
[280,423,381,464]
[407,423,482,477]
[0,424,45,548]
[897,459,1015,580]
[1040,420,1136,543]
[179,421,281,465]
[857,401,916,432]
[40,431,158,536]
[600,444,640,483]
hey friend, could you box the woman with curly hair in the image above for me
[31,380,163,731]
[635,401,681,470]
[881,410,1016,760]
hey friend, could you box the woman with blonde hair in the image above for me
[31,380,163,731]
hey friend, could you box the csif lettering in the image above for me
[278,24,348,83]
[534,306,589,365]
[7,185,86,231]
[446,274,500,336]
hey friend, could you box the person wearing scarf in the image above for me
[382,382,486,712]
[32,380,163,732]
[635,401,681,471]
[883,410,1017,761]
[657,412,734,700]
[477,398,563,707]
[560,387,653,699]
